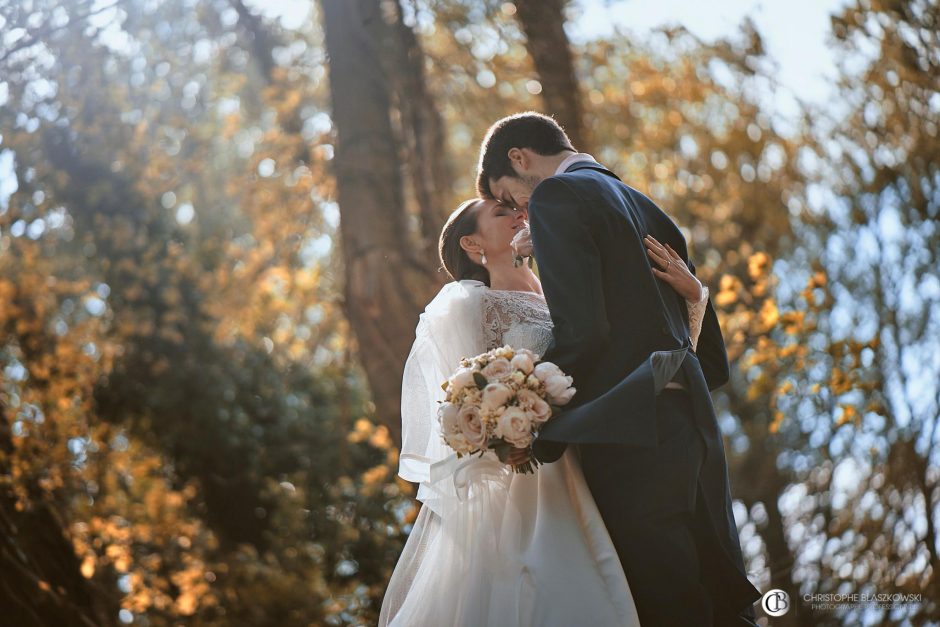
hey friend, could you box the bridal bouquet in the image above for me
[437,345,576,474]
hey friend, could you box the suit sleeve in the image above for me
[686,258,731,390]
[528,177,610,391]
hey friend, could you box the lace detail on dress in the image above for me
[687,286,709,351]
[482,290,554,357]
[482,286,707,355]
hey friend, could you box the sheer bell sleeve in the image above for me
[686,285,709,352]
[398,280,488,516]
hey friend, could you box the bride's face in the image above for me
[461,199,527,261]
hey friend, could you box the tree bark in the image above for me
[321,0,439,445]
[513,0,589,151]
[382,0,453,260]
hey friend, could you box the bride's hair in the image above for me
[439,199,490,287]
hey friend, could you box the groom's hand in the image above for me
[511,225,533,265]
[505,446,533,466]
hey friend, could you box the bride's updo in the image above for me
[439,199,490,287]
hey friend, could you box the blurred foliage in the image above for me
[0,0,937,625]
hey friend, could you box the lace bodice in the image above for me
[483,290,555,356]
[480,286,710,356]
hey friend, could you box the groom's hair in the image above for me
[476,112,575,198]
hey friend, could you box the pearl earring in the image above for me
[481,251,487,265]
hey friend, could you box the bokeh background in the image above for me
[0,0,937,625]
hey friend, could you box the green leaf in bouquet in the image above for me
[473,372,489,390]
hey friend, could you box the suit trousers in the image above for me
[579,388,757,627]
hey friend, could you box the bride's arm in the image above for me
[687,286,710,351]
[644,235,730,390]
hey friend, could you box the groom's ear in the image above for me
[507,147,527,172]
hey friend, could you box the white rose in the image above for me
[495,406,534,448]
[516,389,553,423]
[511,352,535,375]
[545,375,576,405]
[439,403,472,453]
[481,383,513,412]
[457,405,488,449]
[482,357,512,382]
[534,361,564,382]
[450,367,476,393]
[438,403,459,434]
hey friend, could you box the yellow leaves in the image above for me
[759,299,780,328]
[831,368,853,394]
[836,404,859,427]
[715,274,741,307]
[81,555,96,578]
[347,418,374,444]
[747,251,771,279]
[780,310,806,334]
[747,372,775,400]
[769,411,785,434]
[361,464,389,487]
[369,425,392,450]
[175,592,198,616]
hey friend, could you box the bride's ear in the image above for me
[459,235,482,258]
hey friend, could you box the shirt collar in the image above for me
[554,152,597,176]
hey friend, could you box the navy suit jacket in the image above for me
[529,160,730,460]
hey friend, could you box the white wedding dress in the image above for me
[379,279,708,627]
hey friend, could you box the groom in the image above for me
[476,112,762,626]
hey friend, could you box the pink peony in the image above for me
[457,405,488,449]
[510,352,535,375]
[495,406,534,448]
[516,389,553,423]
[481,382,513,412]
[533,361,564,382]
[544,375,576,405]
[482,357,513,382]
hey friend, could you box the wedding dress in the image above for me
[379,279,709,627]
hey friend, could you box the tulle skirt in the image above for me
[378,445,641,626]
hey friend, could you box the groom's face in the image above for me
[488,174,539,211]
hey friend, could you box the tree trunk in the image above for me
[321,0,439,445]
[513,0,589,151]
[382,0,453,260]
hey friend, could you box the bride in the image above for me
[378,197,710,626]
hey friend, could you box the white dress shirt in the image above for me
[555,152,596,175]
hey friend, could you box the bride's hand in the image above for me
[644,234,703,302]
[511,224,533,265]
